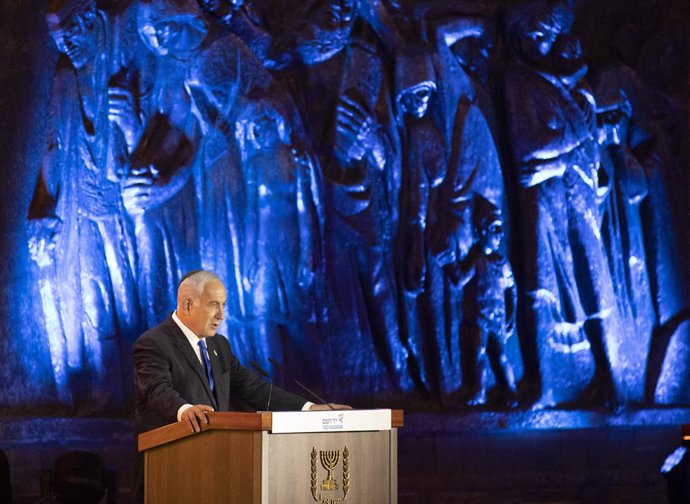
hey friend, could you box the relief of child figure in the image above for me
[447,197,518,407]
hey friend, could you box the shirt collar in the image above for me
[172,311,203,350]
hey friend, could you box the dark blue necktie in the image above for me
[198,339,216,405]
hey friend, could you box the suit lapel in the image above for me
[168,319,217,407]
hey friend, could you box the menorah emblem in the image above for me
[311,446,350,502]
[320,450,340,490]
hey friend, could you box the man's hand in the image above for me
[180,404,215,432]
[309,403,352,411]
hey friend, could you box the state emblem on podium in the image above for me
[311,446,350,503]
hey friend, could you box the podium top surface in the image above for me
[139,409,404,452]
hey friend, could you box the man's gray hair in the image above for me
[178,270,222,299]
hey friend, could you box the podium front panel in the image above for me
[144,430,262,504]
[261,429,397,504]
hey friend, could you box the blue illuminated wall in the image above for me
[0,0,688,418]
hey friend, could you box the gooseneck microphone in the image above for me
[250,361,273,411]
[268,358,335,410]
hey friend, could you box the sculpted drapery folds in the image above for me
[184,32,273,362]
[594,61,690,404]
[427,13,509,399]
[594,66,657,403]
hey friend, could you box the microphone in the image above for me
[250,361,273,411]
[268,358,335,410]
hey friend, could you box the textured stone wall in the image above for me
[0,0,688,416]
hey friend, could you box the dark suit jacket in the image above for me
[133,315,307,433]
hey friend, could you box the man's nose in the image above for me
[215,306,224,321]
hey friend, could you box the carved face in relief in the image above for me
[236,98,290,151]
[400,84,434,119]
[598,102,631,147]
[138,0,209,58]
[294,0,357,65]
[46,1,100,69]
[249,115,281,149]
[480,219,503,255]
[508,1,575,70]
[518,19,560,63]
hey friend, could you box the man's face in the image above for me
[48,5,99,69]
[401,85,433,119]
[183,280,227,337]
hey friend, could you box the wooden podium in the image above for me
[138,409,403,504]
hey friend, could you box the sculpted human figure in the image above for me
[447,200,517,406]
[393,47,446,393]
[429,15,506,261]
[28,0,141,411]
[234,93,322,373]
[185,25,330,375]
[635,34,690,404]
[319,21,415,396]
[595,81,656,402]
[185,35,250,344]
[406,18,506,398]
[604,27,688,330]
[594,56,690,403]
[395,49,445,296]
[504,1,619,407]
[121,0,208,327]
[222,2,413,395]
[194,0,284,68]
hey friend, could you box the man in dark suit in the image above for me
[133,269,346,434]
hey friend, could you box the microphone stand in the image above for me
[250,361,273,411]
[268,358,335,410]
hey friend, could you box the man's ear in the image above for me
[182,296,193,313]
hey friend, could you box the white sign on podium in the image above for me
[269,409,392,434]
